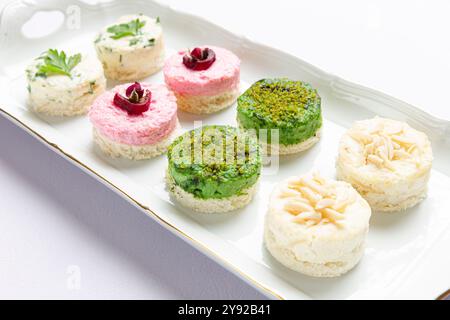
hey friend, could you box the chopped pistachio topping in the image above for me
[237,78,322,145]
[170,126,258,171]
[168,125,261,199]
[243,78,318,123]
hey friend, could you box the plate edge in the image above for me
[1,0,449,300]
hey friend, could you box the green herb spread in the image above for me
[167,125,261,199]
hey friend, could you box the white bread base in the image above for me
[336,164,429,212]
[166,170,259,213]
[238,122,321,156]
[93,120,180,160]
[174,87,239,114]
[262,128,321,155]
[264,226,365,277]
[97,36,165,81]
[29,75,106,117]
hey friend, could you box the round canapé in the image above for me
[163,46,240,114]
[94,14,164,80]
[89,82,178,159]
[264,172,371,277]
[26,50,106,116]
[336,117,433,212]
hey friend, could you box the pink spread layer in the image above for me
[163,46,240,96]
[89,83,177,146]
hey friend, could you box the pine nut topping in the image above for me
[349,120,418,170]
[280,173,355,226]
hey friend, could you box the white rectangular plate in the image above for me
[1,0,449,300]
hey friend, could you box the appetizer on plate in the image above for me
[237,78,322,155]
[89,82,179,160]
[94,14,164,81]
[336,117,433,212]
[166,125,261,213]
[163,46,240,114]
[264,172,371,277]
[26,49,106,116]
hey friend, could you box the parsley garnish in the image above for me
[107,19,146,40]
[36,49,81,77]
[156,16,160,23]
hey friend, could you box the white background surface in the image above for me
[1,0,449,299]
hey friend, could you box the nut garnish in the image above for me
[349,121,419,170]
[281,173,355,227]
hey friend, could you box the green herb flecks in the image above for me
[35,49,82,78]
[94,34,102,44]
[88,81,96,94]
[156,16,160,23]
[129,38,140,46]
[107,18,146,40]
[144,38,155,48]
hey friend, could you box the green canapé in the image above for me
[167,125,261,199]
[237,78,322,146]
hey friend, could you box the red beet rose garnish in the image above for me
[182,47,216,71]
[113,82,151,115]
[125,81,144,97]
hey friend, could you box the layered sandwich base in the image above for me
[93,120,180,160]
[174,87,239,114]
[104,60,164,82]
[265,227,365,277]
[98,38,165,81]
[263,128,321,155]
[336,165,430,212]
[239,124,321,156]
[166,171,259,213]
[30,95,92,116]
[367,189,428,212]
[264,227,365,277]
[28,77,106,117]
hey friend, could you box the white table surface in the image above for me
[1,0,449,299]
